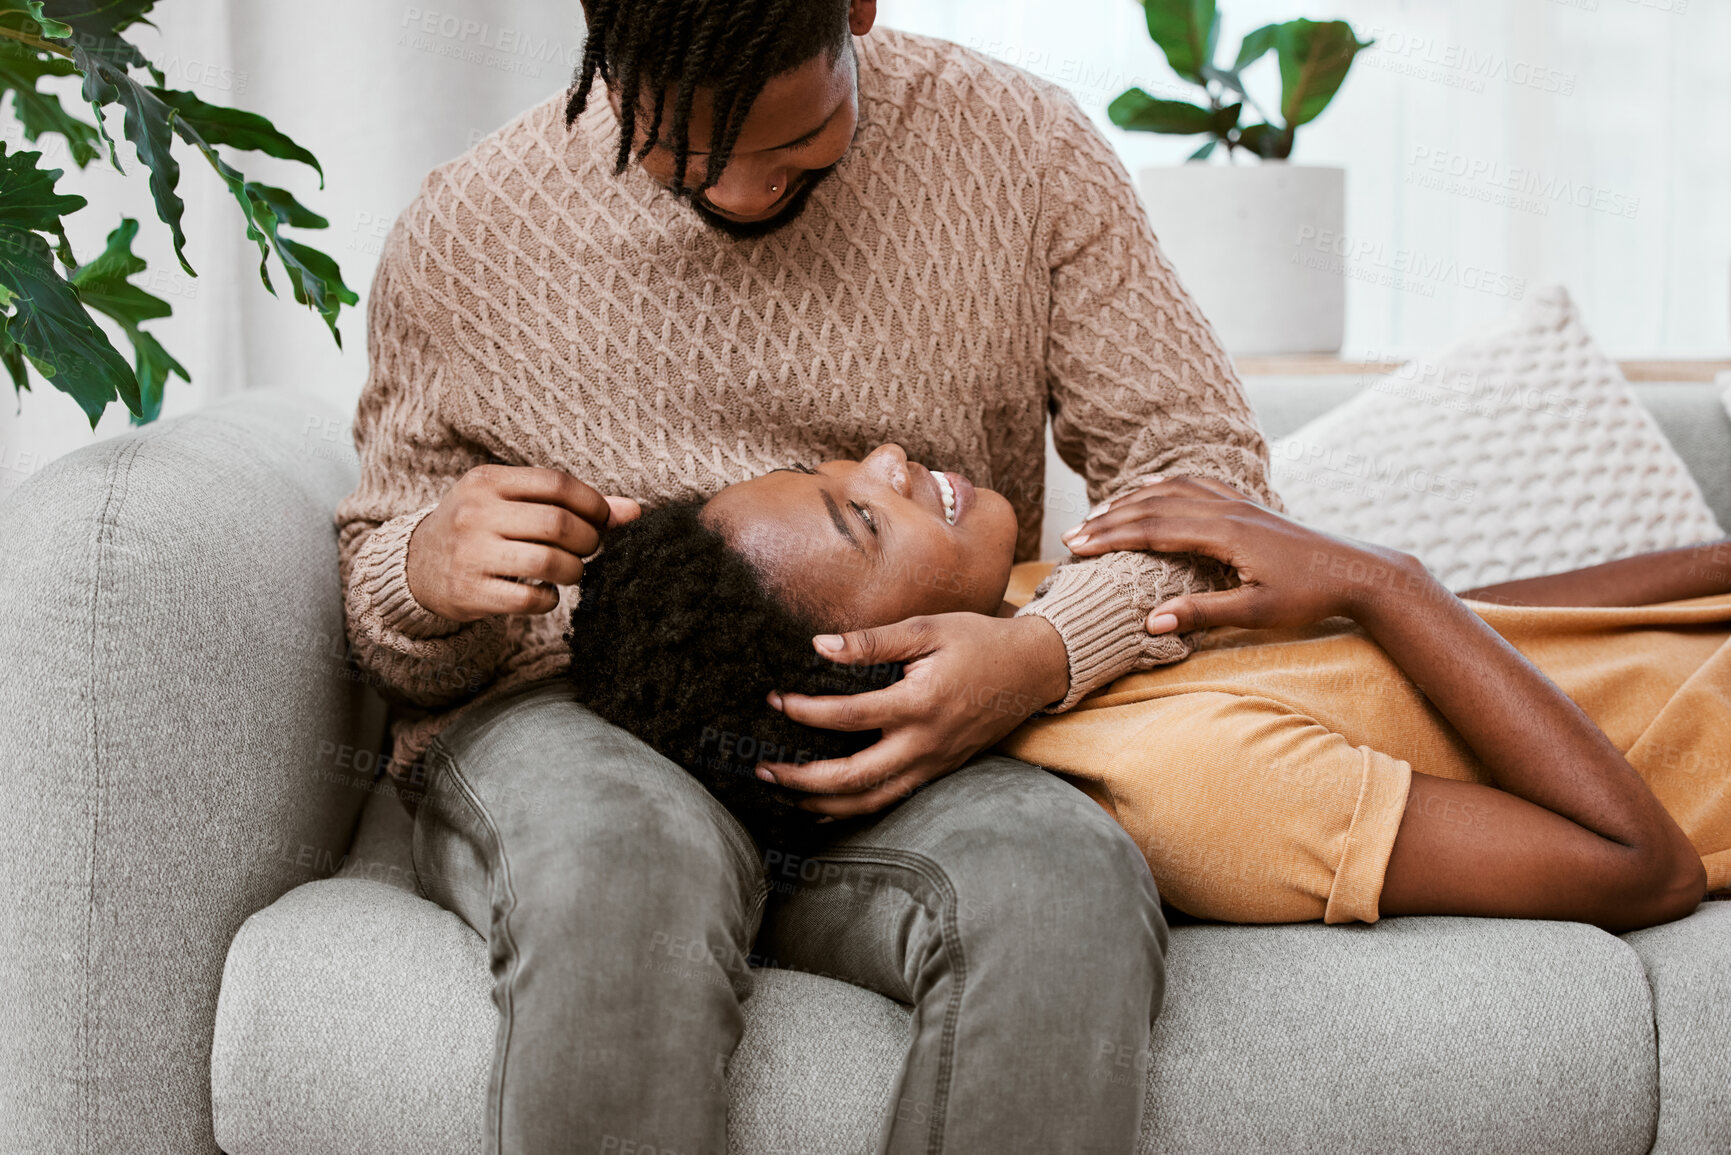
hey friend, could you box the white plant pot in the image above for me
[1136,162,1345,356]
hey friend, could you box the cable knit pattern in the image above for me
[334,27,1279,776]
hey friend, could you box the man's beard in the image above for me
[684,163,839,240]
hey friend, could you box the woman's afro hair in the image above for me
[566,501,903,852]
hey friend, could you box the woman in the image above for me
[567,443,1731,933]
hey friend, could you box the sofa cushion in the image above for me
[1624,901,1731,1155]
[214,878,1661,1153]
[1242,379,1731,534]
[1142,917,1658,1154]
[0,389,387,1155]
[211,878,914,1155]
[1265,285,1724,590]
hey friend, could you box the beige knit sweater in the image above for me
[335,27,1281,785]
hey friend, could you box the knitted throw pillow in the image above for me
[1269,285,1725,592]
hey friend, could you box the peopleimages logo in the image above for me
[398,7,583,76]
[1408,146,1641,220]
[1292,226,1527,301]
[1354,24,1577,96]
[1275,438,1478,505]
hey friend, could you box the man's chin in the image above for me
[687,167,835,240]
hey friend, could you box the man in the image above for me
[335,0,1279,1151]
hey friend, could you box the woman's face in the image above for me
[703,443,1020,629]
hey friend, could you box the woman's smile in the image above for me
[700,444,1020,629]
[932,470,974,526]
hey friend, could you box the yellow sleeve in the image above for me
[999,691,1413,924]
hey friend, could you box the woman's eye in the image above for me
[852,502,877,534]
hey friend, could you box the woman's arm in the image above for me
[1457,539,1731,607]
[1066,478,1709,932]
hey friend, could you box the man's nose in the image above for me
[699,159,790,218]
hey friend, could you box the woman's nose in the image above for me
[699,160,791,218]
[863,443,911,497]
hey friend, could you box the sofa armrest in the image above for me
[0,389,387,1155]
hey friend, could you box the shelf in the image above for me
[1234,355,1731,383]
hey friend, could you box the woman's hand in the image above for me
[1061,475,1429,635]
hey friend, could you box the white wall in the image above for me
[886,0,1731,359]
[2,0,1727,498]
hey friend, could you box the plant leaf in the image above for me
[1235,121,1291,159]
[0,139,85,229]
[1274,19,1374,129]
[36,0,162,78]
[67,46,193,273]
[1107,88,1224,135]
[0,1,74,37]
[66,216,186,424]
[70,215,169,326]
[149,87,324,186]
[249,182,328,229]
[125,325,181,422]
[0,309,30,396]
[1140,0,1218,84]
[174,118,356,344]
[0,223,138,424]
[1234,23,1280,72]
[0,49,104,167]
[1187,139,1217,161]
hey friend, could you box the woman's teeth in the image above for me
[934,471,957,525]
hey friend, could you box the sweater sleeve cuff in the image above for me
[348,505,467,641]
[1014,555,1190,713]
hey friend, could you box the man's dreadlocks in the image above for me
[567,0,854,195]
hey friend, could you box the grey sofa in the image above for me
[2,381,1727,1155]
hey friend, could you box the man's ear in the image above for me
[848,0,877,37]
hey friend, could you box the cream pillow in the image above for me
[1269,286,1725,591]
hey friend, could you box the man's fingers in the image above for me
[771,680,916,733]
[489,539,587,588]
[494,498,604,557]
[478,464,613,529]
[795,770,932,818]
[604,495,642,527]
[476,574,563,616]
[757,731,920,796]
[809,615,937,668]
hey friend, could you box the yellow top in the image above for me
[998,561,1731,924]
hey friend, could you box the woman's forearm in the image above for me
[1062,478,1710,927]
[1457,539,1731,607]
[1347,555,1704,900]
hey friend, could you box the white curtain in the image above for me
[3,0,1728,484]
[1,0,585,483]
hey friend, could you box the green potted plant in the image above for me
[0,0,352,429]
[1109,2,1371,355]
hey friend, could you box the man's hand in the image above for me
[405,463,641,621]
[757,613,1071,818]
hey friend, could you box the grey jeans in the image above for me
[412,676,1168,1155]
